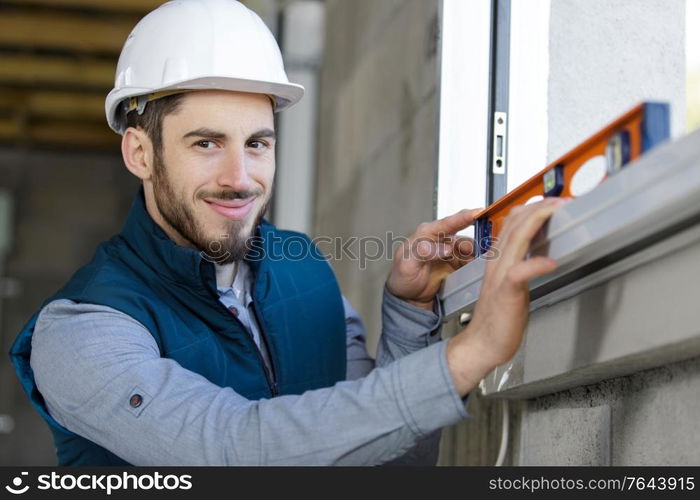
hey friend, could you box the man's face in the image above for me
[148,90,275,264]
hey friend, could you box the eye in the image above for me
[247,139,269,150]
[194,140,217,149]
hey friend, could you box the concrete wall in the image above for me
[315,0,440,356]
[0,149,138,465]
[519,356,700,465]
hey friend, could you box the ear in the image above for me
[121,127,155,181]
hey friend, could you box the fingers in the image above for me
[448,236,476,269]
[454,236,475,256]
[415,240,452,259]
[461,199,569,375]
[497,198,569,264]
[506,256,558,286]
[414,208,482,239]
[415,236,474,263]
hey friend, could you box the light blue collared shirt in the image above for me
[30,268,469,465]
[215,261,274,380]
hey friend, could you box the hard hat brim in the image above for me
[106,76,305,134]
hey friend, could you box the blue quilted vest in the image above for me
[9,188,346,465]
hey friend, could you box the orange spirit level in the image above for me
[475,102,670,254]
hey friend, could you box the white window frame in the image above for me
[436,0,492,227]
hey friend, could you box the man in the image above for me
[10,0,567,465]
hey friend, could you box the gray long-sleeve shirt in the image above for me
[30,272,468,465]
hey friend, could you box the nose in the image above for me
[216,145,252,193]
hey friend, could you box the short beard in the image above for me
[151,151,268,265]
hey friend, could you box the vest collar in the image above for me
[120,186,216,295]
[118,187,271,295]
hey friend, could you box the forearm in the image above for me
[343,293,448,466]
[32,300,467,466]
[376,285,443,368]
[41,342,465,465]
[445,328,500,397]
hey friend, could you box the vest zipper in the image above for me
[218,301,278,397]
[250,301,279,396]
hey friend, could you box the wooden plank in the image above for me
[0,90,104,120]
[0,118,21,138]
[0,91,26,110]
[0,10,136,53]
[26,91,105,119]
[0,88,106,123]
[0,0,164,14]
[0,116,118,149]
[0,54,115,88]
[31,120,118,147]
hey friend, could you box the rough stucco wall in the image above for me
[315,0,440,356]
[548,0,686,158]
[0,149,138,465]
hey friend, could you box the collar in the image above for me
[215,261,236,288]
[216,261,254,307]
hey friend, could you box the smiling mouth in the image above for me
[204,197,257,221]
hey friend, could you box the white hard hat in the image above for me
[105,0,304,134]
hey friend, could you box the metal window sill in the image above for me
[438,128,700,397]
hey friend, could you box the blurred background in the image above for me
[0,0,698,465]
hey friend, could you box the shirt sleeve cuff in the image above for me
[382,285,444,348]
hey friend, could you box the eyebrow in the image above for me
[249,128,277,141]
[182,127,276,141]
[183,128,227,140]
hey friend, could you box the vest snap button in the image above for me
[129,394,143,408]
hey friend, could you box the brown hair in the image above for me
[124,93,187,154]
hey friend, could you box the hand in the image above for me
[386,209,481,310]
[447,198,570,395]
